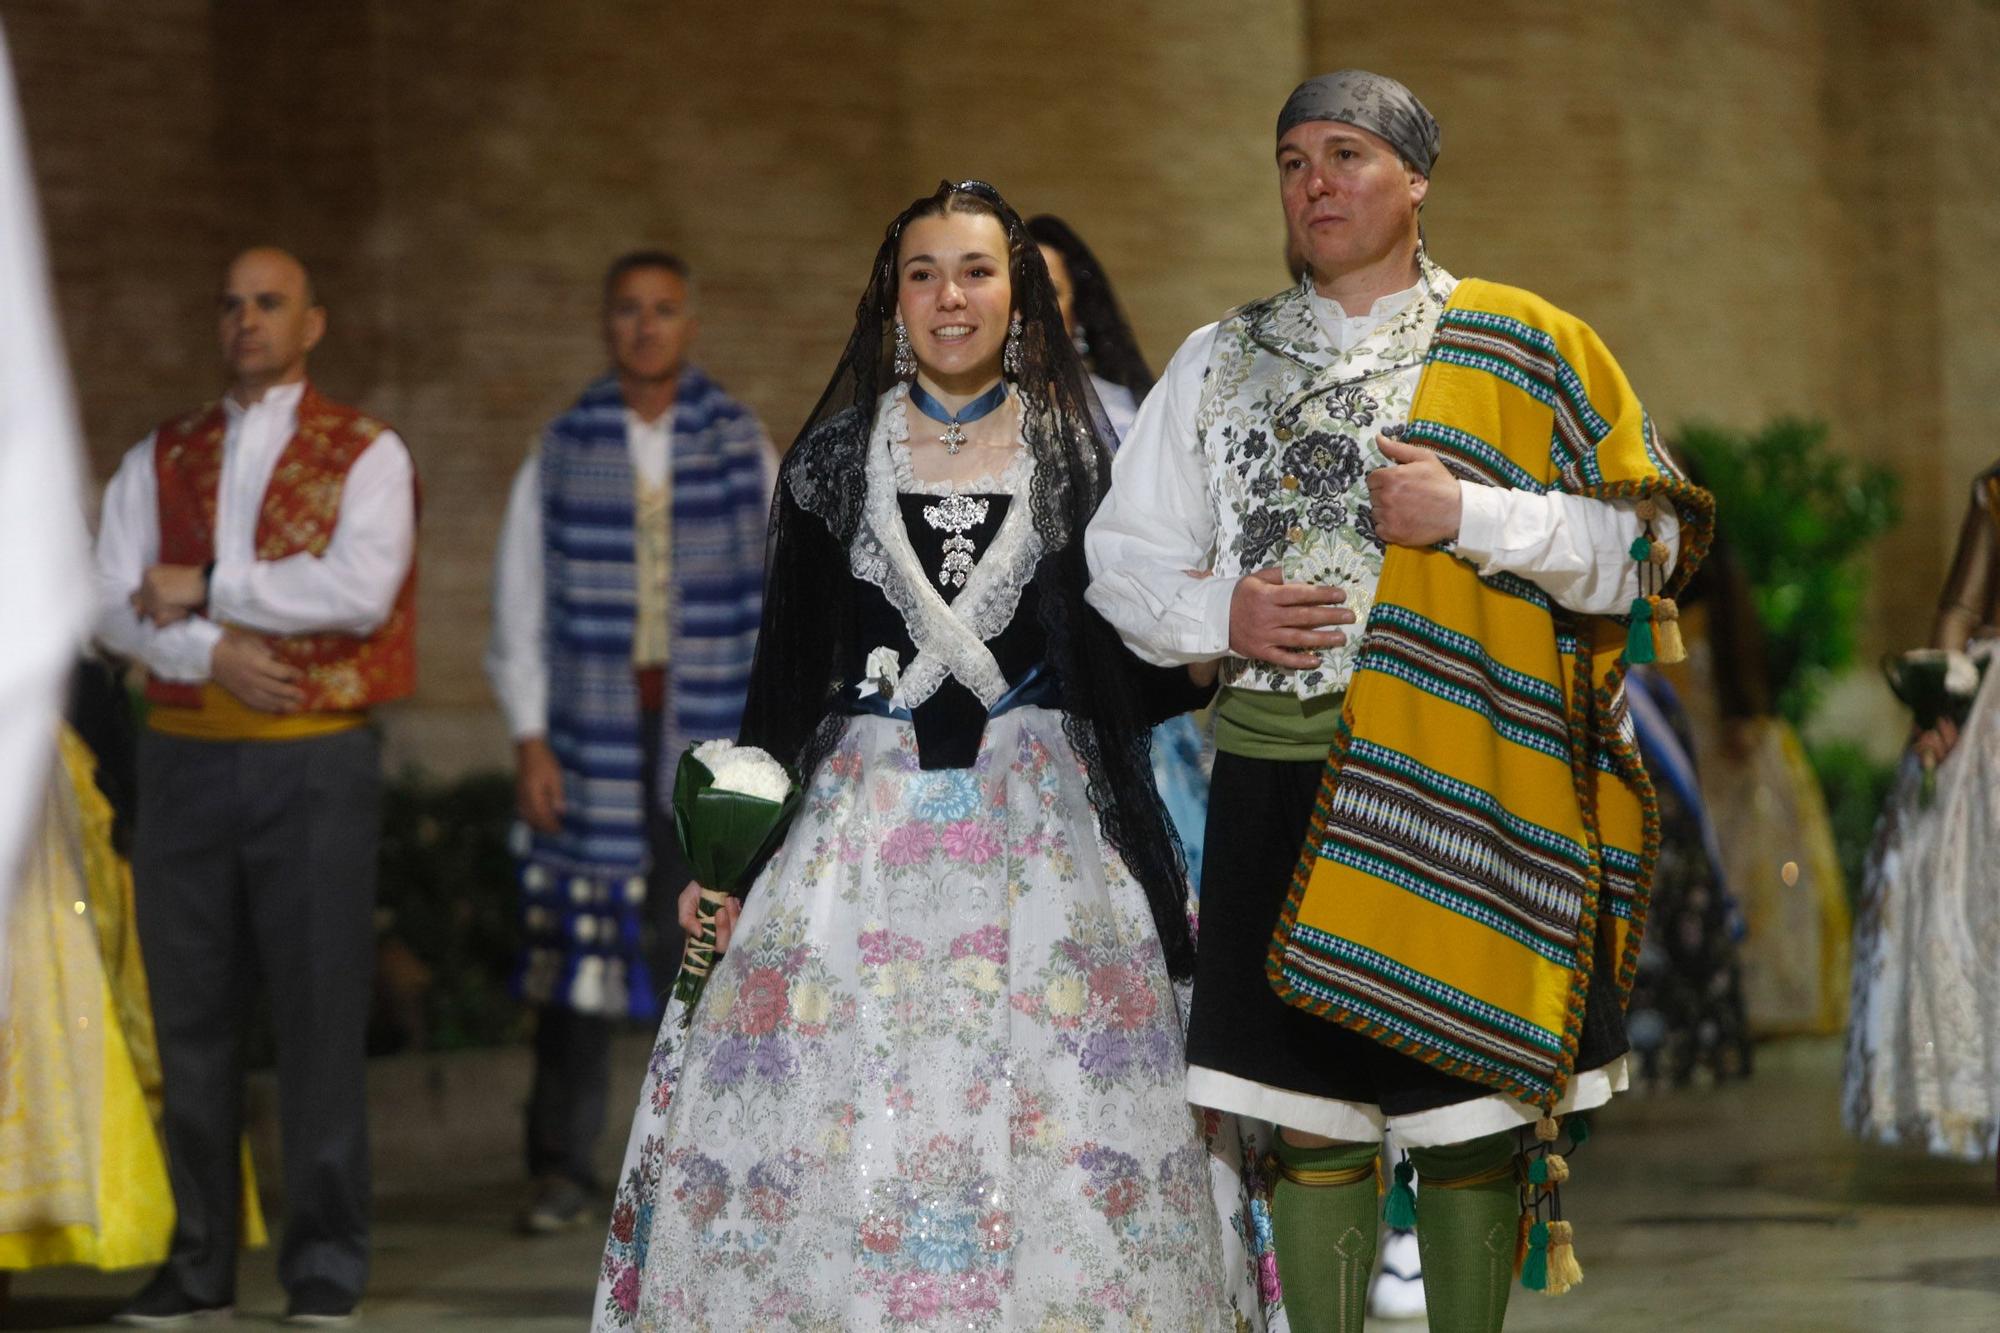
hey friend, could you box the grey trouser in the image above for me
[134,726,381,1306]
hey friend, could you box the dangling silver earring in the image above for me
[1002,310,1024,377]
[1072,323,1090,358]
[893,316,916,378]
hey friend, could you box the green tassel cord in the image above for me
[1624,596,1655,664]
[1384,1157,1419,1228]
[1519,1219,1551,1291]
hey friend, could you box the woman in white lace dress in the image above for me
[590,181,1245,1331]
[1845,463,2000,1163]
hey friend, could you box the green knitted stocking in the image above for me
[1408,1132,1519,1333]
[1268,1137,1381,1333]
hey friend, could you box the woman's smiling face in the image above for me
[896,210,1013,387]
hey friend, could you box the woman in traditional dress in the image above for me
[0,723,175,1301]
[1025,215,1151,444]
[1658,489,1851,1038]
[1623,665,1752,1089]
[1845,462,2000,1163]
[0,668,270,1317]
[593,180,1241,1331]
[1027,214,1214,891]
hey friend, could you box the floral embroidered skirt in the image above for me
[591,707,1247,1331]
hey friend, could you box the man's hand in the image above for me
[1229,566,1354,670]
[209,629,305,713]
[131,563,208,626]
[1368,435,1461,547]
[678,880,741,954]
[515,737,566,834]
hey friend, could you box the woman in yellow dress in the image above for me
[1,717,266,1302]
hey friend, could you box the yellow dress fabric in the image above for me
[0,727,265,1270]
[1662,613,1851,1036]
[1268,280,1715,1111]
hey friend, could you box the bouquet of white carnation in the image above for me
[670,740,800,1023]
[1884,647,1988,805]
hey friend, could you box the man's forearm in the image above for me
[1084,569,1238,668]
[1453,484,1678,616]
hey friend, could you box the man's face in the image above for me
[217,249,323,390]
[1276,121,1428,283]
[604,266,696,384]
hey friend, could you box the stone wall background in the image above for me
[7,0,1995,772]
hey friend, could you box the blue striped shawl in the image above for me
[517,367,767,1018]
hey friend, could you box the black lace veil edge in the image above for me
[738,180,1196,979]
[1026,214,1155,400]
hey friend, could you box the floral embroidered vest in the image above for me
[1196,260,1456,698]
[147,384,418,711]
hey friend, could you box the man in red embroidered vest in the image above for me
[92,247,417,1326]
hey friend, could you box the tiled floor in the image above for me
[8,1038,1996,1330]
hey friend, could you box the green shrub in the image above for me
[1676,418,1900,726]
[1806,740,1899,911]
[373,767,525,1052]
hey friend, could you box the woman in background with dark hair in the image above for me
[593,182,1237,1331]
[1029,214,1215,894]
[1026,214,1152,440]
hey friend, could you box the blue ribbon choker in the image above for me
[910,379,1008,454]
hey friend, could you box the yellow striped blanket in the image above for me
[1266,279,1715,1111]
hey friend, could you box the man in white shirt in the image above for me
[1086,71,1699,1330]
[486,251,773,1234]
[96,247,417,1327]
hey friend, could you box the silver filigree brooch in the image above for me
[922,493,989,590]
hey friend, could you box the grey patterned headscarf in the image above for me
[1277,70,1440,176]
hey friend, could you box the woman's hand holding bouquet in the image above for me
[1884,648,1987,804]
[669,739,799,1024]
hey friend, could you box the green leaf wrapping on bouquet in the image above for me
[670,750,800,893]
[669,750,800,1026]
[1882,652,1988,732]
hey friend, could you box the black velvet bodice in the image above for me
[844,492,1046,770]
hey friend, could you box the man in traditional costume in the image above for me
[1087,71,1711,1332]
[94,247,418,1326]
[485,250,772,1234]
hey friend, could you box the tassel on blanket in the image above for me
[1545,1219,1584,1294]
[1624,597,1656,665]
[1650,596,1686,664]
[1519,1219,1551,1291]
[1384,1156,1418,1228]
[1527,1153,1570,1189]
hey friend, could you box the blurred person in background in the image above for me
[1623,664,1752,1090]
[485,250,773,1235]
[1656,464,1851,1041]
[1845,461,2000,1166]
[0,15,90,990]
[1029,212,1215,891]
